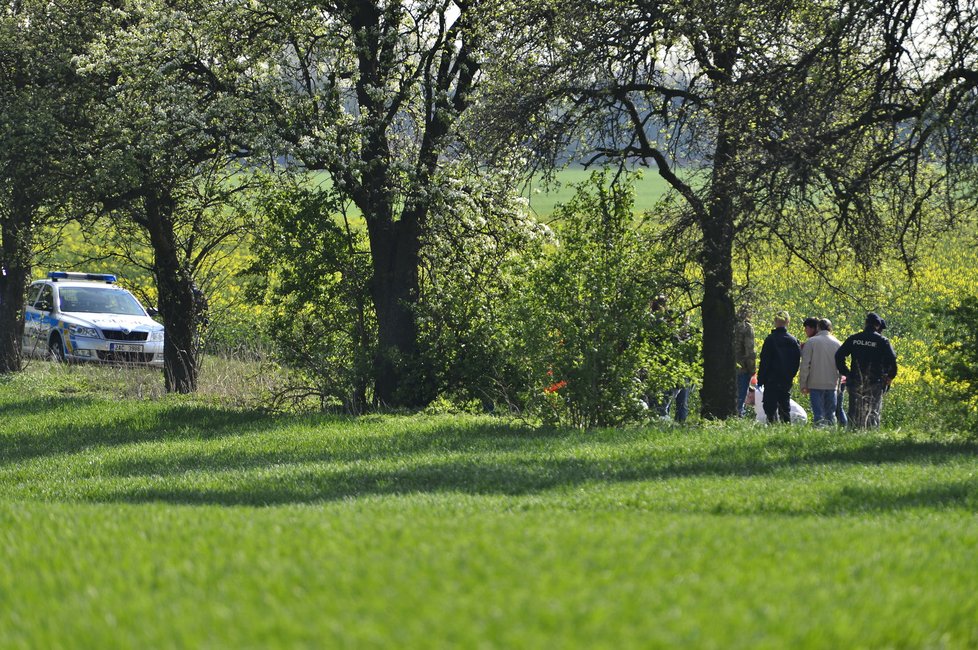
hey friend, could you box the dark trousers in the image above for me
[762,383,792,423]
[656,385,690,423]
[847,382,885,428]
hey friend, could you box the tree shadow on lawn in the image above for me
[91,434,978,515]
[0,397,560,468]
[5,396,978,514]
[0,394,101,419]
[0,397,287,466]
[822,479,978,513]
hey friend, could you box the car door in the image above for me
[21,283,44,356]
[25,284,55,357]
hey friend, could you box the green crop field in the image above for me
[301,166,673,219]
[525,167,674,217]
[2,366,978,648]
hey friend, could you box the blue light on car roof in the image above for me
[47,271,117,283]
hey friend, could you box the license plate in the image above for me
[111,343,143,353]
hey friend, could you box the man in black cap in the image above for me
[835,312,898,427]
[757,310,801,423]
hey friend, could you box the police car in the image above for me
[22,272,164,366]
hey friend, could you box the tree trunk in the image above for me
[698,117,739,419]
[365,213,428,408]
[0,195,35,374]
[144,191,200,393]
[699,228,737,419]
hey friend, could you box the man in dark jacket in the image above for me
[757,310,802,423]
[835,312,898,428]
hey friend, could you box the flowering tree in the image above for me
[249,0,501,407]
[0,0,111,373]
[76,0,271,392]
[476,0,978,418]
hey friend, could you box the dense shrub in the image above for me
[415,164,551,407]
[495,172,698,428]
[924,296,978,433]
[250,183,375,413]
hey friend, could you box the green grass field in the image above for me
[299,167,673,219]
[524,167,673,217]
[2,365,977,648]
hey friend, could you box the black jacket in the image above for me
[757,327,801,387]
[835,328,898,386]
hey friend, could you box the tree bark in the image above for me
[364,212,428,407]
[0,205,33,374]
[0,189,36,374]
[698,221,737,419]
[144,190,200,393]
[698,117,739,419]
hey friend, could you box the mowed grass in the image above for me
[2,369,978,648]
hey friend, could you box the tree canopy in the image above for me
[474,0,977,417]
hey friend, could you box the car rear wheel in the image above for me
[48,335,67,363]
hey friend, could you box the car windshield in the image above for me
[58,286,145,316]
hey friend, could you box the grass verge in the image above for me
[1,369,977,648]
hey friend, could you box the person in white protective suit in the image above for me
[747,385,808,424]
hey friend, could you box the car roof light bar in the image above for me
[48,271,117,284]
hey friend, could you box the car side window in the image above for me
[36,285,54,311]
[26,284,42,306]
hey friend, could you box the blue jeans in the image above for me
[736,371,752,417]
[659,385,690,423]
[836,386,848,426]
[809,389,837,426]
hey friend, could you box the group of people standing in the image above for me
[736,308,898,427]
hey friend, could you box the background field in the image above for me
[2,366,978,648]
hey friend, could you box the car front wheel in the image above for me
[48,335,67,363]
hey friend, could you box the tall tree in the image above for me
[477,0,963,417]
[0,0,110,372]
[253,0,488,407]
[77,0,269,392]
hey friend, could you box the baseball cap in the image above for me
[865,312,887,330]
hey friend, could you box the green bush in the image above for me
[496,171,697,428]
[925,295,978,433]
[250,183,375,413]
[415,163,551,408]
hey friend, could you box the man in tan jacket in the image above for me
[799,318,842,425]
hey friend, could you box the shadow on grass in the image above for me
[0,396,556,469]
[89,432,978,514]
[4,395,978,514]
[0,395,100,418]
[0,397,286,466]
[823,479,978,513]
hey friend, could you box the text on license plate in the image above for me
[111,343,143,352]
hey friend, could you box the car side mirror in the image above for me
[147,307,159,317]
[36,301,53,312]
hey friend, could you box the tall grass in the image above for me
[14,355,294,408]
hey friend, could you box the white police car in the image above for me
[22,272,164,366]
